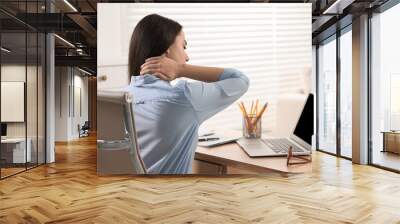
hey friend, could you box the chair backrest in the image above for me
[97,90,147,174]
[83,121,90,128]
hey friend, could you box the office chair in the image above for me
[78,121,90,138]
[97,90,147,174]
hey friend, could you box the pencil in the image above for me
[251,102,268,131]
[256,102,268,119]
[238,103,251,131]
[237,103,245,116]
[240,102,253,131]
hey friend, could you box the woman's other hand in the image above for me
[140,55,182,81]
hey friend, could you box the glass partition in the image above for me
[0,1,46,179]
[317,35,337,155]
[339,27,352,158]
[27,31,38,169]
[26,0,41,170]
[370,3,400,171]
[1,31,28,177]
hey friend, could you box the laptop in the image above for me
[237,94,313,157]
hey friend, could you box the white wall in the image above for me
[55,67,69,141]
[71,73,89,138]
[55,67,89,141]
[97,3,129,89]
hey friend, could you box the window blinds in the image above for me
[119,3,311,131]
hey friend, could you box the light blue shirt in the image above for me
[127,68,249,174]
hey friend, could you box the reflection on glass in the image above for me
[1,31,27,177]
[0,1,46,179]
[371,3,400,171]
[340,29,352,158]
[390,75,400,130]
[318,37,337,154]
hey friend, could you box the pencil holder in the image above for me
[243,114,262,139]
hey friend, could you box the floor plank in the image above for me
[1,134,400,223]
[372,150,400,171]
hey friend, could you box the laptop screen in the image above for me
[293,94,314,145]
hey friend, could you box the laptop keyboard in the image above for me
[261,139,304,154]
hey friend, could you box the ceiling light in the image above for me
[78,67,93,76]
[323,0,355,15]
[76,48,85,55]
[54,34,75,48]
[1,47,11,53]
[63,0,78,12]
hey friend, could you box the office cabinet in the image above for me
[382,131,400,154]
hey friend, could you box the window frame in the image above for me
[315,23,353,161]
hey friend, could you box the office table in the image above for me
[1,138,32,164]
[381,131,400,154]
[194,142,312,174]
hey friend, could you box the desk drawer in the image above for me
[192,159,225,174]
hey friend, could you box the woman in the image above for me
[128,14,249,174]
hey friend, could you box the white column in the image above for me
[46,32,55,163]
[352,14,369,164]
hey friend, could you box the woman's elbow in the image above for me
[223,68,250,95]
[236,70,250,94]
[242,75,250,91]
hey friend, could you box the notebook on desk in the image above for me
[198,132,240,147]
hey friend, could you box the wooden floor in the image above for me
[1,135,400,223]
[1,163,46,178]
[372,150,400,171]
[1,167,26,178]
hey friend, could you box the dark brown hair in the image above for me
[128,14,182,76]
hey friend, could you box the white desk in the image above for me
[193,129,312,174]
[1,138,32,163]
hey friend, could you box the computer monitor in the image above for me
[290,94,314,150]
[1,123,7,137]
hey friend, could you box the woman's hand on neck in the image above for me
[140,55,181,81]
